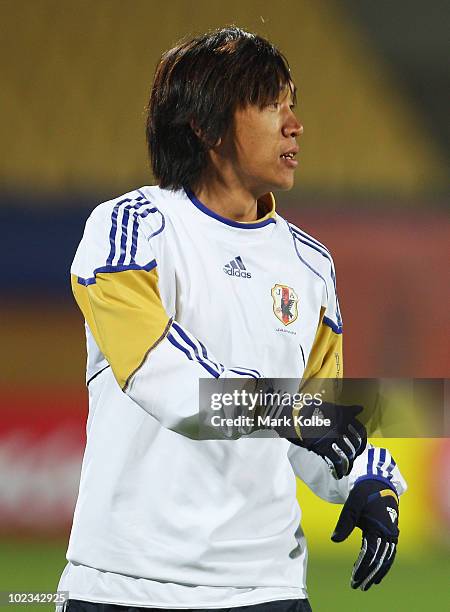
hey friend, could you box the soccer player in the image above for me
[58,27,406,612]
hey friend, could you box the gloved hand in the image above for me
[289,402,367,479]
[331,479,400,590]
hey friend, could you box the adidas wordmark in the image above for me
[223,255,251,278]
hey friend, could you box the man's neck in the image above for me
[193,174,270,223]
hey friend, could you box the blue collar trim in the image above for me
[184,188,276,229]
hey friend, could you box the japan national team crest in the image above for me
[271,284,299,326]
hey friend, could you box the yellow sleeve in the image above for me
[303,307,343,380]
[71,264,171,390]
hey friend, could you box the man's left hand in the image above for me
[331,479,400,591]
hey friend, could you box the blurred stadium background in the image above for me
[1,1,449,610]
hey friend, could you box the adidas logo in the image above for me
[223,256,251,278]
[387,507,398,523]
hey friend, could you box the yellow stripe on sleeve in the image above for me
[71,266,170,390]
[303,307,343,380]
[293,308,343,436]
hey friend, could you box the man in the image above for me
[58,27,406,611]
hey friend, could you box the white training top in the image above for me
[58,186,406,608]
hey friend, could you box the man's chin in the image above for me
[256,175,295,196]
[273,178,295,192]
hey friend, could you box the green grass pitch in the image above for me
[0,538,448,611]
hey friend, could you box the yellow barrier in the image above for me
[296,438,440,556]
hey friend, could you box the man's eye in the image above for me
[268,102,279,109]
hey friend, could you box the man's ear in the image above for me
[190,119,221,148]
[190,119,202,139]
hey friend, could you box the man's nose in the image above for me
[283,118,303,138]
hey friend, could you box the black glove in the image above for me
[288,402,367,479]
[331,479,400,591]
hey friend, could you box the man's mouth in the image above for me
[280,149,299,168]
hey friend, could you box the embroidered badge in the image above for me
[271,284,299,326]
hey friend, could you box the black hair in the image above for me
[146,26,295,190]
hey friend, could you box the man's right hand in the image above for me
[289,403,367,479]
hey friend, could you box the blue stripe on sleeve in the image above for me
[290,225,339,298]
[167,332,220,378]
[107,198,133,265]
[377,448,387,477]
[323,316,343,334]
[196,338,209,360]
[232,366,262,377]
[194,337,224,375]
[77,259,157,286]
[288,226,329,302]
[289,222,343,329]
[139,205,166,240]
[117,205,132,265]
[171,323,222,377]
[386,458,396,479]
[105,192,165,268]
[126,204,165,265]
[229,369,258,379]
[169,323,261,380]
[367,447,375,475]
[291,228,332,262]
[130,214,140,262]
[289,225,331,255]
[118,198,152,265]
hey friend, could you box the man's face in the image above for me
[219,86,303,196]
